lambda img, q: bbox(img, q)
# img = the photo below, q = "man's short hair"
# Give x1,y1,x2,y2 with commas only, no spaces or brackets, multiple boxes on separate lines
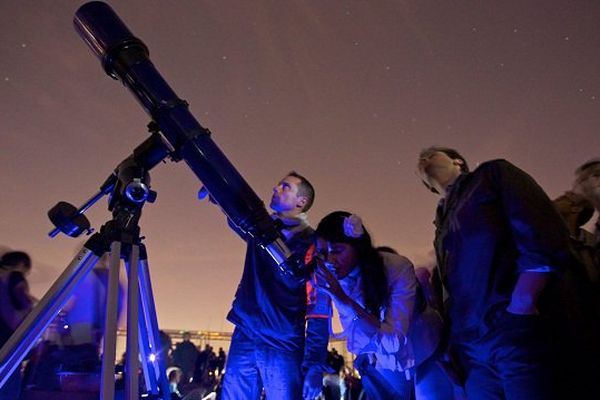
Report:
419,146,470,173
287,171,315,212
575,158,600,176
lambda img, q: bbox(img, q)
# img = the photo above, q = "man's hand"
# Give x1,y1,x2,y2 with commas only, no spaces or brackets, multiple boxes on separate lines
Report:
314,260,347,303
506,271,548,315
506,299,538,315
197,186,217,204
302,368,323,400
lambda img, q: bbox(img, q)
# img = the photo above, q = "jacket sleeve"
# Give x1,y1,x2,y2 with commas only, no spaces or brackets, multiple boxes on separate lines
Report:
489,160,572,274
302,272,332,373
348,254,418,356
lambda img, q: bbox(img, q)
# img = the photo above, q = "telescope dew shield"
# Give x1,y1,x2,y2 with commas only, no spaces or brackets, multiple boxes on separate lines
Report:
73,2,291,268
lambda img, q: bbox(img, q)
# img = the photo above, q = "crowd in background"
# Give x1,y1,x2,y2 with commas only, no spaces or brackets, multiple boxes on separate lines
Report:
159,331,227,399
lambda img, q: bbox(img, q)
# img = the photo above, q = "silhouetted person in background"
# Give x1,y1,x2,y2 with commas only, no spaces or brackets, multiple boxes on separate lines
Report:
216,347,226,376
160,330,173,367
323,348,345,400
573,158,600,269
326,348,344,374
554,191,598,284
172,332,198,384
168,368,183,399
0,251,34,399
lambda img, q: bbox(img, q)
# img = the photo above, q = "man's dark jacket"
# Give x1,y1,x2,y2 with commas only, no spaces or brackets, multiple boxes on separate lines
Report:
433,159,573,337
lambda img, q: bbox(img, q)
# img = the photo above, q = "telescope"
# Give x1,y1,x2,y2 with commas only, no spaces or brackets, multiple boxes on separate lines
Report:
0,3,313,399
73,1,308,274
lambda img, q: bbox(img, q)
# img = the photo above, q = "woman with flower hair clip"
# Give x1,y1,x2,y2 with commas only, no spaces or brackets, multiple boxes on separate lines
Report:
315,211,455,400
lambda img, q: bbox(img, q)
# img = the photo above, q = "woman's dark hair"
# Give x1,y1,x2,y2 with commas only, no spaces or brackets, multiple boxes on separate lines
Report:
0,251,31,270
315,211,388,317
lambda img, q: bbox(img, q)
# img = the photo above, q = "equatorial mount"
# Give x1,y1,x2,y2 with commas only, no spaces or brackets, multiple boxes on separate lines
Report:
48,129,170,239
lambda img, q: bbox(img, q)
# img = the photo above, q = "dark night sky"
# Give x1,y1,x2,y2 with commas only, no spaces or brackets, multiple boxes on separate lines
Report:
1,1,599,332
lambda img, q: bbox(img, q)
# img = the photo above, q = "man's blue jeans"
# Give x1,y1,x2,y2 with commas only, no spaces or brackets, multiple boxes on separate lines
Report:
220,328,303,400
451,309,556,400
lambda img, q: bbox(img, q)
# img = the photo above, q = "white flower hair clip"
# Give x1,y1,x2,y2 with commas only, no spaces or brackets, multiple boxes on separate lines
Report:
343,214,364,238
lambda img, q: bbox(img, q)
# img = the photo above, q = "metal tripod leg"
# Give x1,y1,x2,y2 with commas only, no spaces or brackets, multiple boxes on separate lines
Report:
125,244,140,400
137,310,159,396
0,245,101,387
137,246,170,399
127,248,157,396
100,241,122,400
102,241,170,400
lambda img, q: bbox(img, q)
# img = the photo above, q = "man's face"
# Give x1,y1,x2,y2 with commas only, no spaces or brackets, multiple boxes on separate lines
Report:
315,237,359,279
574,163,600,205
270,175,306,214
417,150,463,194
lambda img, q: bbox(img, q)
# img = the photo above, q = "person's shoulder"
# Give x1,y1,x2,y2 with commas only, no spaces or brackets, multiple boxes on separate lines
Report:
473,159,514,174
379,252,417,287
380,252,414,273
302,225,316,237
471,158,514,174
466,159,526,187
289,224,315,244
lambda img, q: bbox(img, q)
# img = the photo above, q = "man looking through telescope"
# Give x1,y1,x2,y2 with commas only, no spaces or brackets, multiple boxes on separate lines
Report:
202,172,329,400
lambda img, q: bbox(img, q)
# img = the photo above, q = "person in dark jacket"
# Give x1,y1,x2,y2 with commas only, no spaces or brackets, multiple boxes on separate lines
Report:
171,332,198,384
417,146,598,400
216,172,330,400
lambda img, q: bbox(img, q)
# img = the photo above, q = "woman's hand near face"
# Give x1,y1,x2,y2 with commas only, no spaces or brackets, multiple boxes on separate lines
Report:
315,259,348,302
316,259,381,333
315,260,362,321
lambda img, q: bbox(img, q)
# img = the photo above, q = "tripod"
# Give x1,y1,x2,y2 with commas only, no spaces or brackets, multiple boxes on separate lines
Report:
0,170,170,400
